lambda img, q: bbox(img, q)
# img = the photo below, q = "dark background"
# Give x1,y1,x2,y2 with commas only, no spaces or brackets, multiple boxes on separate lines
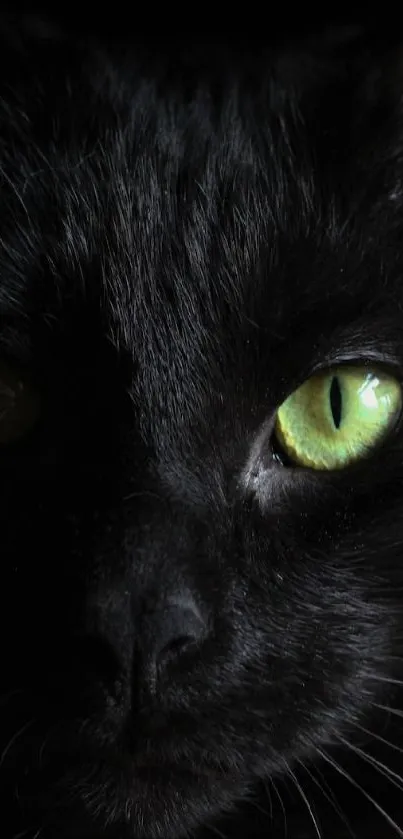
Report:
0,6,392,44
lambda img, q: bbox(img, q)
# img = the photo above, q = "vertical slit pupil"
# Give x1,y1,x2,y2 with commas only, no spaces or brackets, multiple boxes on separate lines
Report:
330,375,342,429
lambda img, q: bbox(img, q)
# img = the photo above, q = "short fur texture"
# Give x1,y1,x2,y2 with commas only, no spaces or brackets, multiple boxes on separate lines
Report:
2,20,403,839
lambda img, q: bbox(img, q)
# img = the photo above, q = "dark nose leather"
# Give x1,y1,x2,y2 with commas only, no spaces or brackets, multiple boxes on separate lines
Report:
138,597,207,693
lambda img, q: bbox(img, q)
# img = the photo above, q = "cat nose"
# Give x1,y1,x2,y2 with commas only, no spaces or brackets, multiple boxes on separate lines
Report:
138,597,207,693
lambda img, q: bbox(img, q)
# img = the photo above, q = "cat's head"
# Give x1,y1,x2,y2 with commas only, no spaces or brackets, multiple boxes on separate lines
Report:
2,19,403,839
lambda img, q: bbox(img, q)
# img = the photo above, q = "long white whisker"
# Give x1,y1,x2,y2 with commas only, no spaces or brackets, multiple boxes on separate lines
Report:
368,675,403,688
263,780,273,821
205,822,227,839
282,759,322,839
269,777,288,839
373,703,403,719
317,746,403,837
353,720,403,756
337,732,403,794
296,758,356,839
251,779,273,821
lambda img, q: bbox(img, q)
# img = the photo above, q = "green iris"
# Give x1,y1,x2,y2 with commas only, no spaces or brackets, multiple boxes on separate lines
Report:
274,366,402,470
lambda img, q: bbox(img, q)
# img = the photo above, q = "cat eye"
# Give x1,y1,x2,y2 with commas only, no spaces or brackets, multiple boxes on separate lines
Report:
273,365,402,470
0,361,40,444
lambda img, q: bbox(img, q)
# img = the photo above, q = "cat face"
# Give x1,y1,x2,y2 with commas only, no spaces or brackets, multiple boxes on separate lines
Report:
2,23,403,839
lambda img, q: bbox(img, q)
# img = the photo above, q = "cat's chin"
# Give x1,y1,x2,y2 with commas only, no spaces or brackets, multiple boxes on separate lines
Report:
16,719,246,839
58,753,245,839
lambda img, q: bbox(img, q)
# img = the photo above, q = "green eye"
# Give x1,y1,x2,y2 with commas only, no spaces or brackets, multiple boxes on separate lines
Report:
274,366,402,470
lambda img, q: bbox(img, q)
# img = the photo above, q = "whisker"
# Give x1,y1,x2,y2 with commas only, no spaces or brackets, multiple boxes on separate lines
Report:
205,823,227,839
0,719,35,770
248,782,273,821
0,163,30,218
282,759,322,839
373,703,403,719
353,720,403,756
38,721,64,768
368,675,403,688
122,490,166,505
269,777,288,839
317,746,403,838
261,779,273,821
296,758,356,839
336,733,403,794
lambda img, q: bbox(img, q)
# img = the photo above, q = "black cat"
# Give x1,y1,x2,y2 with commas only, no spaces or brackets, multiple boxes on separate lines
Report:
2,19,403,839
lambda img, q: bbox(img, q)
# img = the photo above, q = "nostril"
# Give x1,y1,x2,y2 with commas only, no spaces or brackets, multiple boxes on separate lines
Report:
137,599,208,691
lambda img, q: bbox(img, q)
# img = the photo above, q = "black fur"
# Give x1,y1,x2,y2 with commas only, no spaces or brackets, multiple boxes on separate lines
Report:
2,21,403,839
